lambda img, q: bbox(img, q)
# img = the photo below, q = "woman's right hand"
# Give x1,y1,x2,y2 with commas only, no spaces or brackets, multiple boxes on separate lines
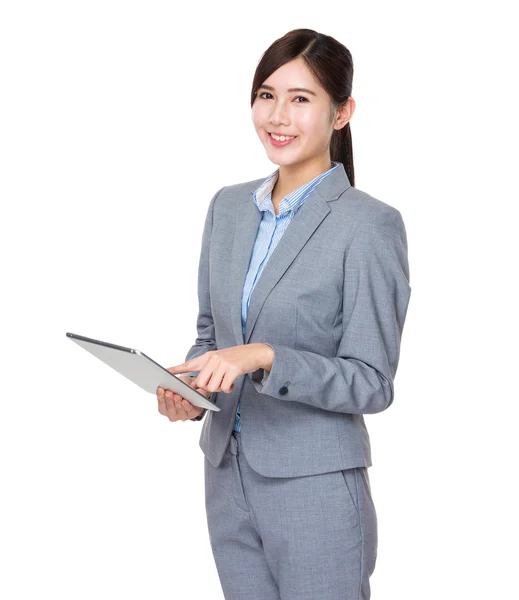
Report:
156,373,210,422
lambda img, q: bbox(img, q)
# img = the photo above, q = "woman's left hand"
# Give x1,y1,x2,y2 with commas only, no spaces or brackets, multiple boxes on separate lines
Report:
168,343,273,394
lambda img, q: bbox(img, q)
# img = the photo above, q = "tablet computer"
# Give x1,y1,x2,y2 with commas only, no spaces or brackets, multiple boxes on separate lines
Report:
66,332,220,412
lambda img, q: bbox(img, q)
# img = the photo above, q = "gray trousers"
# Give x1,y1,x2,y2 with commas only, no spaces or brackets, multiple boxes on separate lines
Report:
204,430,378,600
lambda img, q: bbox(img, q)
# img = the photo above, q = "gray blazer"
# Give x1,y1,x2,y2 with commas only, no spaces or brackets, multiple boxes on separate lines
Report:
185,161,411,477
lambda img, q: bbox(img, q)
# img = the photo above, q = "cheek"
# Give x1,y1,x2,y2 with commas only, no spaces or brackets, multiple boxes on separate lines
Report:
320,109,332,126
251,104,267,129
296,110,331,140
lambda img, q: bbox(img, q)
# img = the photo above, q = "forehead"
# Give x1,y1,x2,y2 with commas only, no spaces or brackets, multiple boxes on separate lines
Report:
261,57,323,94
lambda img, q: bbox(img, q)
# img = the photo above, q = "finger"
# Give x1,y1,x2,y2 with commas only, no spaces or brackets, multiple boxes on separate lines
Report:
167,362,191,375
157,387,168,416
221,373,236,394
210,366,227,393
179,398,195,420
170,392,191,422
165,390,180,420
193,362,212,389
193,382,211,398
196,387,211,399
196,364,223,393
173,393,190,421
181,396,203,419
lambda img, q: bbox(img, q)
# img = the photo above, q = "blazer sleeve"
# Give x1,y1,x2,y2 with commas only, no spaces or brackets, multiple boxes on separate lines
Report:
185,186,226,421
250,207,412,414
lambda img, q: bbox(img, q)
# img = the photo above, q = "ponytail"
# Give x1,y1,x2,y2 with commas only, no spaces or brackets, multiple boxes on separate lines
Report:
330,120,355,187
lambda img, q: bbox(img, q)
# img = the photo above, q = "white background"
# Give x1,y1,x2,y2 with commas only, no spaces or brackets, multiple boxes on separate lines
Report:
1,1,518,598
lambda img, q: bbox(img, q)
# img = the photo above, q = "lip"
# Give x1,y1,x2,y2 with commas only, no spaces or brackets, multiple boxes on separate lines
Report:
269,132,297,137
268,132,297,147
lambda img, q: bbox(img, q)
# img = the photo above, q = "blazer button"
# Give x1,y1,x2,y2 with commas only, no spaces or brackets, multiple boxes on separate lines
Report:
279,386,288,395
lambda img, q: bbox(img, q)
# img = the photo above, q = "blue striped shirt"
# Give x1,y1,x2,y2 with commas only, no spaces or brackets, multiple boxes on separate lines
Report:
232,161,340,432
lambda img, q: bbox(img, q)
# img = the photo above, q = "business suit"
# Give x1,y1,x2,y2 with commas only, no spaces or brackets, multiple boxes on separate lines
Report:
185,161,411,598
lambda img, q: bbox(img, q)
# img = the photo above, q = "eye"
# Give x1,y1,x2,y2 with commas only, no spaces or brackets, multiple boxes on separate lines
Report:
258,92,309,103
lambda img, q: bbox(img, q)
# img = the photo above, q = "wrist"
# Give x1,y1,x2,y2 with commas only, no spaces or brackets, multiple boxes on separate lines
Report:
258,343,274,372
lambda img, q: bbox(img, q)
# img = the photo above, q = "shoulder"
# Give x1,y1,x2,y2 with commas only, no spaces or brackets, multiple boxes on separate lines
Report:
214,175,266,201
335,185,407,239
208,175,267,217
222,175,266,195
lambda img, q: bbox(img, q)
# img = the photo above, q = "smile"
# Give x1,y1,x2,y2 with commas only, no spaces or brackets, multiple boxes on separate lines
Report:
268,132,297,147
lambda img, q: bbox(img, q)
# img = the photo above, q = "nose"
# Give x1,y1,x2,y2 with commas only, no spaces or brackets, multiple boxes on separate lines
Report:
268,98,290,126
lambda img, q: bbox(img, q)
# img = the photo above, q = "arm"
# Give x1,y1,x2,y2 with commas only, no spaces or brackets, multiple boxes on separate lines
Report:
249,208,412,414
184,186,226,421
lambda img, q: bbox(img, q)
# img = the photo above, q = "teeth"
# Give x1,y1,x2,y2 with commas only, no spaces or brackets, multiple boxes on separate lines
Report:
271,133,295,141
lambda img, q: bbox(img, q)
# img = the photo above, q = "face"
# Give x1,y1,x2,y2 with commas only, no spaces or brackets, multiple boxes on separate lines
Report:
251,56,350,169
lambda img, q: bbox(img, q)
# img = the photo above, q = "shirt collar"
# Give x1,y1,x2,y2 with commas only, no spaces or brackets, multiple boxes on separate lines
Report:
253,161,340,216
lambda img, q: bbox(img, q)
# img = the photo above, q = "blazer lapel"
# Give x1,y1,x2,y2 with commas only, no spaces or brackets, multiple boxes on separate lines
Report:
229,162,351,347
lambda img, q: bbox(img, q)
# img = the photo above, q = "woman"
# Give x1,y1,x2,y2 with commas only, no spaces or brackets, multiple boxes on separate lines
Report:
157,28,411,600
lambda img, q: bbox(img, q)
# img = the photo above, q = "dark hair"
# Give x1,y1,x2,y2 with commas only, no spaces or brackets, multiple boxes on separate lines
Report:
250,28,355,187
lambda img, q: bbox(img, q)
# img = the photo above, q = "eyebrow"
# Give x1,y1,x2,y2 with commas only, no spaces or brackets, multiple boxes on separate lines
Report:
258,84,317,97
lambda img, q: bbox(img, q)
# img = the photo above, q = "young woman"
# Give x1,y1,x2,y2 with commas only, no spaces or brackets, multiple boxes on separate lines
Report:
157,28,411,600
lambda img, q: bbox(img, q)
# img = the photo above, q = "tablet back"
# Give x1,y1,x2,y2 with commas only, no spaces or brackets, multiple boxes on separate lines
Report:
65,332,219,410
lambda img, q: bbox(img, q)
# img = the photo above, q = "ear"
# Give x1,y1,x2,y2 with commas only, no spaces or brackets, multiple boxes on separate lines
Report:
333,96,356,131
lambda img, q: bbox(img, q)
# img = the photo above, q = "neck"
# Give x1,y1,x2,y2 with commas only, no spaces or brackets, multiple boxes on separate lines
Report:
275,155,333,197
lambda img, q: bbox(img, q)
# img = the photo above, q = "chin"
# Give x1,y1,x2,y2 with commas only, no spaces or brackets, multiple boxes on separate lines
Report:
267,151,303,165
